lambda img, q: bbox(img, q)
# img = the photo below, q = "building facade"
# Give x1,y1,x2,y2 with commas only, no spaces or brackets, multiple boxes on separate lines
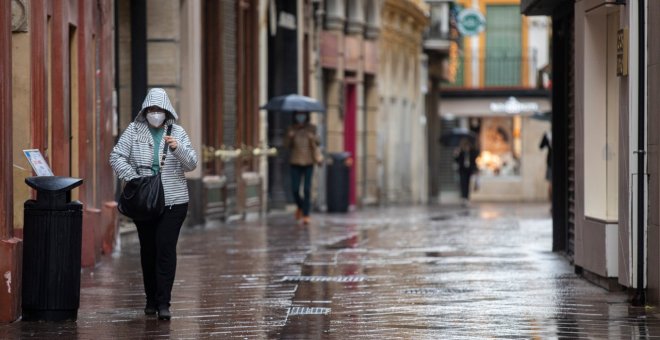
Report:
378,0,430,204
1,0,116,322
115,0,266,226
523,0,660,305
439,0,551,203
315,0,383,208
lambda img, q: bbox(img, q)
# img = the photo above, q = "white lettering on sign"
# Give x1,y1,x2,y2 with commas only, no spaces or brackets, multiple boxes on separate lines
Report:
490,97,539,114
4,271,11,294
278,12,296,30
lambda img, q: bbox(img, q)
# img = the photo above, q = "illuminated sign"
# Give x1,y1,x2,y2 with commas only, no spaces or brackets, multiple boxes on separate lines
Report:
490,97,539,114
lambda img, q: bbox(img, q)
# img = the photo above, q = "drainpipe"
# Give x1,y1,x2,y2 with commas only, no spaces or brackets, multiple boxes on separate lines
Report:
633,0,646,306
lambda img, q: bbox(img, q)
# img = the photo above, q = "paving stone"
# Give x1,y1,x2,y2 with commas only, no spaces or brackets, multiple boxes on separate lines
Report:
2,203,660,339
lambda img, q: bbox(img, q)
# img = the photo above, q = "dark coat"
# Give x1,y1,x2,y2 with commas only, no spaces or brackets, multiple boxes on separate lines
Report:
454,149,479,174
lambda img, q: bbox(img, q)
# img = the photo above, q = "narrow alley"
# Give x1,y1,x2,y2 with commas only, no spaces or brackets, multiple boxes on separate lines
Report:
2,203,658,339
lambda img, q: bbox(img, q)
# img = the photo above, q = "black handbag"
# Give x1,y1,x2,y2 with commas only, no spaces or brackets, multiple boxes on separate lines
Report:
118,125,172,221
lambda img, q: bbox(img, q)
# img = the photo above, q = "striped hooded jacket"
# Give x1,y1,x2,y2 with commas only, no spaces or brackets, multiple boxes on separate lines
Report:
110,88,198,207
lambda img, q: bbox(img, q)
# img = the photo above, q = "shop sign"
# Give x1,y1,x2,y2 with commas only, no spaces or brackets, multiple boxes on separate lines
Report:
490,97,539,114
617,28,628,76
457,9,486,36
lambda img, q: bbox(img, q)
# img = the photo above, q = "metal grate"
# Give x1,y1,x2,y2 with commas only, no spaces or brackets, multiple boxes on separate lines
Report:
403,288,473,295
287,307,331,316
281,276,366,283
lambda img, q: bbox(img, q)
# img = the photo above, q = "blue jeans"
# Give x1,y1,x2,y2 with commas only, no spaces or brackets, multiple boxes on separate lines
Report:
290,165,314,216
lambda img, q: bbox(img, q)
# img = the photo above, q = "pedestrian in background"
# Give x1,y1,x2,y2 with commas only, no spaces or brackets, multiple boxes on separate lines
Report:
454,138,479,206
539,131,552,203
286,111,321,225
109,88,198,320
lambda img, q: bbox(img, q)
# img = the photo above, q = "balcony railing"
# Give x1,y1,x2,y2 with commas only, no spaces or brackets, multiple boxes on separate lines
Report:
444,55,539,88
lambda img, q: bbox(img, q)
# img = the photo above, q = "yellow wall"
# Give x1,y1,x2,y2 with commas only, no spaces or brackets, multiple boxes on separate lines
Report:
11,31,32,231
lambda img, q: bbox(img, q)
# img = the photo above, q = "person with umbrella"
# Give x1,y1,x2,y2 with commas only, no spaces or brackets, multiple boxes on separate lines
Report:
285,111,321,224
454,138,479,206
261,94,325,224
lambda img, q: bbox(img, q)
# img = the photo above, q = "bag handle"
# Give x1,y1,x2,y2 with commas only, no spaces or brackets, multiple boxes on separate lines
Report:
159,125,173,169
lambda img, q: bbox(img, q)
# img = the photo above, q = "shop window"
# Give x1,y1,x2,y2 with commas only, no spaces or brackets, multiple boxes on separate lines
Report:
475,116,521,177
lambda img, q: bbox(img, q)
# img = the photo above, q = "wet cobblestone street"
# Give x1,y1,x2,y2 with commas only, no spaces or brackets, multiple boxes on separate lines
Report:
3,203,660,339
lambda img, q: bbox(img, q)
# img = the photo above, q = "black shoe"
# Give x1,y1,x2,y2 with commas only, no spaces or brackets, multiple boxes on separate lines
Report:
157,306,171,320
144,305,157,316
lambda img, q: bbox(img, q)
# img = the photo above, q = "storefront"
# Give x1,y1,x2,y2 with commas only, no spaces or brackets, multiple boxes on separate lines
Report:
439,95,551,202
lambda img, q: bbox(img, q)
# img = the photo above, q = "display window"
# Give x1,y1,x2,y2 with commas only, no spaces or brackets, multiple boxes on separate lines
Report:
473,116,522,177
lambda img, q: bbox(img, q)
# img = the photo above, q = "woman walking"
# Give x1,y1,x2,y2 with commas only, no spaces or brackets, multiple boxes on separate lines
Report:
286,111,321,225
110,88,197,320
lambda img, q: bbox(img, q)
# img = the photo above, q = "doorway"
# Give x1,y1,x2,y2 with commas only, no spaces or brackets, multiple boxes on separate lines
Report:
344,83,357,206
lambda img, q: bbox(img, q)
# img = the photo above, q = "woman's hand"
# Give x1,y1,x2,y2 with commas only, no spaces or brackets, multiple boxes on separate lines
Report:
164,136,178,150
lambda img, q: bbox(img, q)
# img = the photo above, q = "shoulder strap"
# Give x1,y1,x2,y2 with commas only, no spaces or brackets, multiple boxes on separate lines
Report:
159,125,173,168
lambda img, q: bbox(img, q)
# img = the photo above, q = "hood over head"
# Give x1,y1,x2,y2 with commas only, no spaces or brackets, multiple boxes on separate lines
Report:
136,88,178,124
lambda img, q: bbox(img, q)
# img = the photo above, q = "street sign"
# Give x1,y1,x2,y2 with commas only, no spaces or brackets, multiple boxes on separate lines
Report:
457,9,486,36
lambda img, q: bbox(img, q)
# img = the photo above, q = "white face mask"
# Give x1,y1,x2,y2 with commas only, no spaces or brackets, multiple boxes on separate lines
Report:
295,114,307,124
146,112,166,127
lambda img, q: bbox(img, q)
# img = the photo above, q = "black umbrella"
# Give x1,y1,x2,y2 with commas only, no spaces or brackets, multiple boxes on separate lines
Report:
260,94,326,113
439,128,476,147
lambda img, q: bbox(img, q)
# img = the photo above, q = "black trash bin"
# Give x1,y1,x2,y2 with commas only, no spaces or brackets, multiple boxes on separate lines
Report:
22,176,83,322
326,152,352,213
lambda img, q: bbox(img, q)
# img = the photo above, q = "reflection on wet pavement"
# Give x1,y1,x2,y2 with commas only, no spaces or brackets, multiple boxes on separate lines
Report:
2,203,660,339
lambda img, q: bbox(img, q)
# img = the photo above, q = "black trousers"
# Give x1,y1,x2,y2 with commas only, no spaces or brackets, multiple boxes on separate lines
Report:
134,203,188,308
290,165,314,216
459,170,472,200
